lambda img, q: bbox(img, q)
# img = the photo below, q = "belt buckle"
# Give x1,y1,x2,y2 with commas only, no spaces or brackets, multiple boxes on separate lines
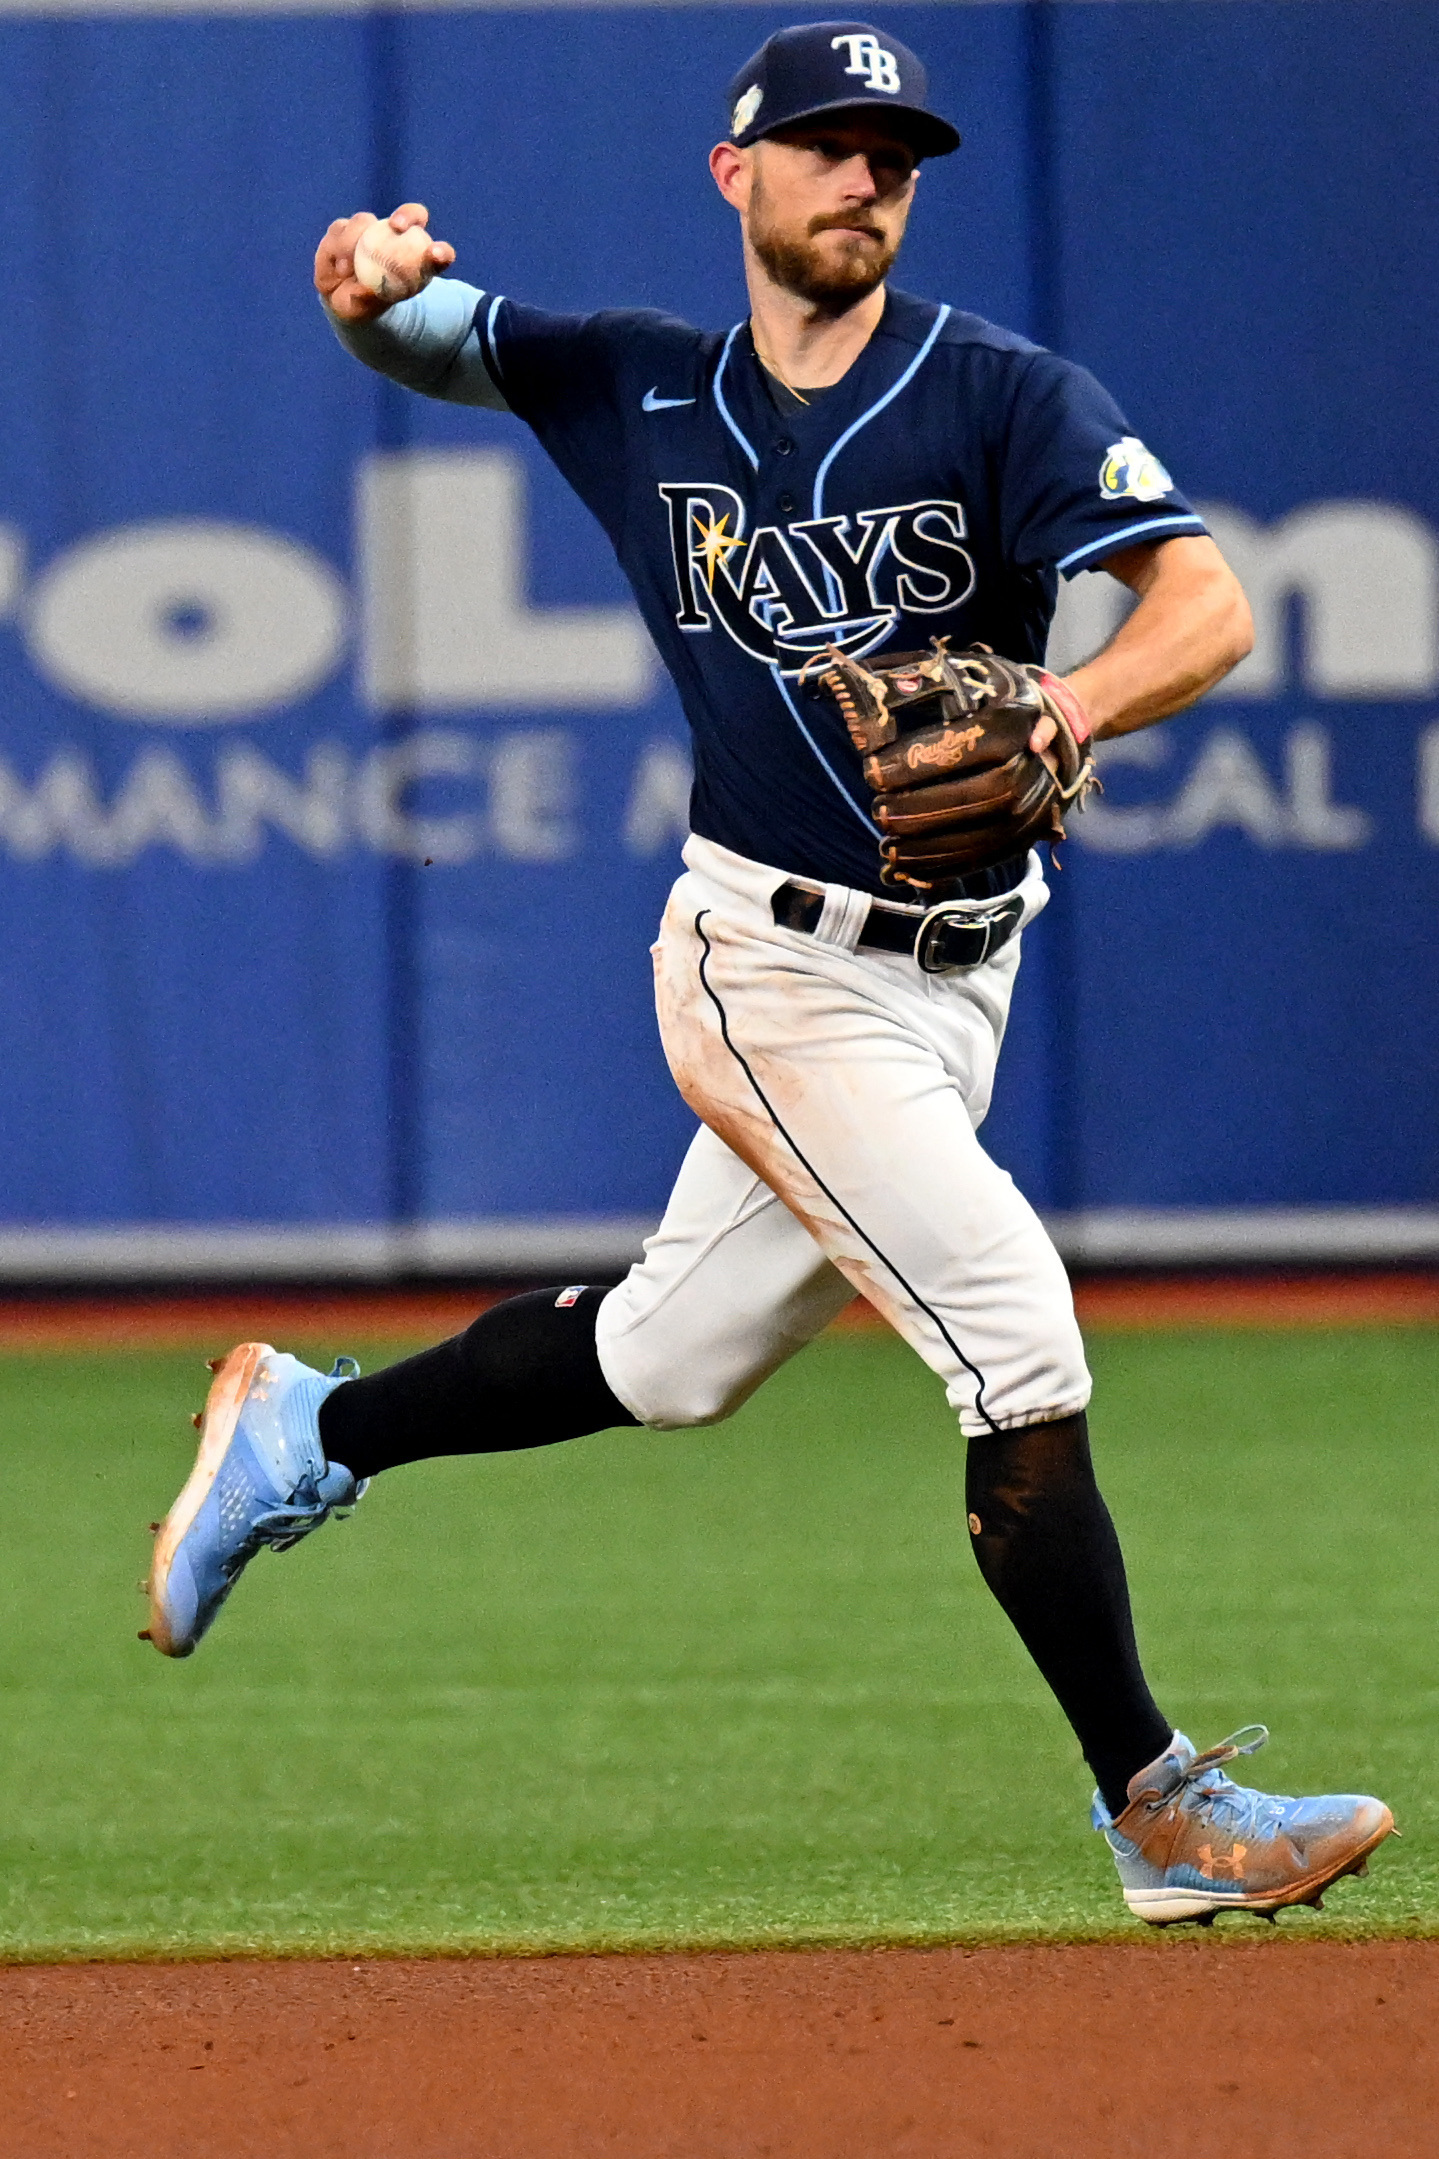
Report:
915,895,1024,974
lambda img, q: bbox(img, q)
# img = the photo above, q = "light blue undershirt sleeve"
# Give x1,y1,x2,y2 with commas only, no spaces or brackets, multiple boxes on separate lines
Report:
323,276,509,411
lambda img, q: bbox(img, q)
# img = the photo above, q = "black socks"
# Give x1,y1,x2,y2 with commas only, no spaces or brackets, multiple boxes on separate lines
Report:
965,1412,1172,1818
317,1285,638,1482
320,1301,1166,1818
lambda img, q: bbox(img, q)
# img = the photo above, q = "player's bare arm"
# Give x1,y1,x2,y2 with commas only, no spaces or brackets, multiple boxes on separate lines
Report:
1065,534,1253,741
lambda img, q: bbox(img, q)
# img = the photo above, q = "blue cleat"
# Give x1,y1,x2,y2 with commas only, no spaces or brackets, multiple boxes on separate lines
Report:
1094,1726,1394,1925
143,1341,365,1658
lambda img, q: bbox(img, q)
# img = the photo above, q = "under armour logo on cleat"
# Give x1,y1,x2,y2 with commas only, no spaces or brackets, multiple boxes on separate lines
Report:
642,388,696,412
1198,1842,1248,1880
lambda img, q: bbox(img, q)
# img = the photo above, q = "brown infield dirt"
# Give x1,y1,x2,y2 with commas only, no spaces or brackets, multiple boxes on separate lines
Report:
2,1941,1436,2157
1,1270,1437,1351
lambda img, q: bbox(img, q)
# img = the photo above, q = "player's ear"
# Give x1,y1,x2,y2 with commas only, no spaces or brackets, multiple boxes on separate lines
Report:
709,140,750,209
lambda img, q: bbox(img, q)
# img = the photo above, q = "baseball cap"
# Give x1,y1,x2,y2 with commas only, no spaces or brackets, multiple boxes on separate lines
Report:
726,22,961,160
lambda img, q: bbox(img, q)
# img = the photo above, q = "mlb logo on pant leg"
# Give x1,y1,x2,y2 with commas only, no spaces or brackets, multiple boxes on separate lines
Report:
554,1286,586,1308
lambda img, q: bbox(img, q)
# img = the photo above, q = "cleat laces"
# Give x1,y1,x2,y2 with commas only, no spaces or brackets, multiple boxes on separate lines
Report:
1144,1726,1299,1845
217,1482,366,1570
219,1358,367,1569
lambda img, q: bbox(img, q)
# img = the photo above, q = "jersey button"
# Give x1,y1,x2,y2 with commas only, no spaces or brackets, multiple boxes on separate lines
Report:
777,491,795,515
774,437,795,455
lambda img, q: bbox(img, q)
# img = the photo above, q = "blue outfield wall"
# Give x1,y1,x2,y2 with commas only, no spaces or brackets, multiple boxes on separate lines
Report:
0,1,1434,1272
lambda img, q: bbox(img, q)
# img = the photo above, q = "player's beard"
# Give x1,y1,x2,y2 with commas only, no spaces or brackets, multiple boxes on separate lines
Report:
746,183,902,307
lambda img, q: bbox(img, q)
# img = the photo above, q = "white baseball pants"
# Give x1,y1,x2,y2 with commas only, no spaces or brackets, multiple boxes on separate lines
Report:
596,835,1092,1438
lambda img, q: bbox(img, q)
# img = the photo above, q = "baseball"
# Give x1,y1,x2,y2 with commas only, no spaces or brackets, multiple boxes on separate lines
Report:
352,217,439,304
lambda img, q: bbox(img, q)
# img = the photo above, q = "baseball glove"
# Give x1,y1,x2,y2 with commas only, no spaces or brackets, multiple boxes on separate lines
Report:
810,641,1098,891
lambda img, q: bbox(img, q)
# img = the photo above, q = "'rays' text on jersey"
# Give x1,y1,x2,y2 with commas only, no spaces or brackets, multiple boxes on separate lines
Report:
659,484,976,672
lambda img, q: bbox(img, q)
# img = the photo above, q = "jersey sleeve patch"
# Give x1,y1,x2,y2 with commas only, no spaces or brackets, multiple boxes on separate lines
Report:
1099,437,1175,504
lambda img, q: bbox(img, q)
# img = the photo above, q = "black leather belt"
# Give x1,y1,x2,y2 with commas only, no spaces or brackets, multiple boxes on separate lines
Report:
772,881,1026,973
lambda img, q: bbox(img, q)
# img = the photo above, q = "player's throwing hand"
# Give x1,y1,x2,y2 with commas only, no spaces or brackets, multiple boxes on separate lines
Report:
314,203,456,320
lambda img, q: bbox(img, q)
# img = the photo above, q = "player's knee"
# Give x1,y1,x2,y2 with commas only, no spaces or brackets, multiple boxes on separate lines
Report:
1048,1312,1091,1399
607,1367,749,1432
595,1331,751,1431
1041,1321,1092,1408
955,1316,1092,1434
594,1283,765,1430
1028,1325,1092,1419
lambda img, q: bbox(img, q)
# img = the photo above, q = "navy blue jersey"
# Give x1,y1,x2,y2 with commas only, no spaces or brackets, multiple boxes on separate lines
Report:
478,286,1204,894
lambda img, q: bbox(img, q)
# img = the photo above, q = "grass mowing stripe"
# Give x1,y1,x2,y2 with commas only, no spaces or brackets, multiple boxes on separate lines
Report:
0,1328,1434,1958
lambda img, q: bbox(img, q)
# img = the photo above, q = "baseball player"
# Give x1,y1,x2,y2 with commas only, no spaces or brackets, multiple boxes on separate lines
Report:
144,23,1392,1924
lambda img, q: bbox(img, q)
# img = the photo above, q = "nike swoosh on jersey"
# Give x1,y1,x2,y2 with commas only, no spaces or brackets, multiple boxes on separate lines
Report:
642,388,696,412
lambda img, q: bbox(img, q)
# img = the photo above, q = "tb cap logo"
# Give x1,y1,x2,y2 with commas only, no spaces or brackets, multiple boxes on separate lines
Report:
723,25,960,158
831,33,901,95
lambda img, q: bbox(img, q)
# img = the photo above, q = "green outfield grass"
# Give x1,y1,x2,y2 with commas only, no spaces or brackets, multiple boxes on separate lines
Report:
0,1325,1435,1960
